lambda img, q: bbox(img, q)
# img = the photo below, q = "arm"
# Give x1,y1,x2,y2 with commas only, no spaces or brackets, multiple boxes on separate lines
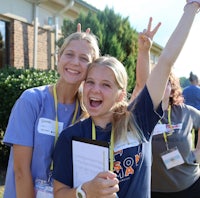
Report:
192,128,200,163
13,145,34,198
54,171,119,198
130,17,161,102
147,1,200,109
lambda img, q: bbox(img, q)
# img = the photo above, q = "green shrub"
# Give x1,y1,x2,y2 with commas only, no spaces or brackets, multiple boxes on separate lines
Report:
0,67,59,170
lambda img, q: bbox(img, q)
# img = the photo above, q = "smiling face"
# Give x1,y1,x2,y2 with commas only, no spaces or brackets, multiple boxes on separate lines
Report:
57,39,93,86
83,64,124,126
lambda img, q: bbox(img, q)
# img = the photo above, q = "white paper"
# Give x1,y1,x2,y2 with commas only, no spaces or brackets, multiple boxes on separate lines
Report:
72,139,109,188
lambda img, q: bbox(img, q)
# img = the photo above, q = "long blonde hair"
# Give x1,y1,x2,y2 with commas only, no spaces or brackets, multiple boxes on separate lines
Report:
82,56,142,142
58,32,100,61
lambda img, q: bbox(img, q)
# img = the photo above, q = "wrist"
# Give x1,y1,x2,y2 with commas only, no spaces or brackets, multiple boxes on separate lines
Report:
185,0,200,12
187,0,200,5
76,184,87,198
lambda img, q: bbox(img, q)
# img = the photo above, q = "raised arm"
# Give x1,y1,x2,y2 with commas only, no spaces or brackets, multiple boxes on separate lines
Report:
130,17,161,102
147,1,200,109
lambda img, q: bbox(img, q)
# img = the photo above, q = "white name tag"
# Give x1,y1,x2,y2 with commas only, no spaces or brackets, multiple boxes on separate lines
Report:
37,118,63,136
35,179,53,198
153,124,166,135
153,123,183,136
114,132,140,151
161,147,184,169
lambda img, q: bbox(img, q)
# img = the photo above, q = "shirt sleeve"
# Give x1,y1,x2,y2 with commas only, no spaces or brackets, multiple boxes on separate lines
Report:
187,105,200,129
128,86,163,141
3,90,41,147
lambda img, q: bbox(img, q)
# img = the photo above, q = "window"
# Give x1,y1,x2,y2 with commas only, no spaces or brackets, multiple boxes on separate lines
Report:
0,20,9,68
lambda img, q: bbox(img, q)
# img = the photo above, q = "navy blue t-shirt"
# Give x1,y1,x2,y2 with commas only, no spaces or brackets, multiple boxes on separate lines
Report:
53,86,163,198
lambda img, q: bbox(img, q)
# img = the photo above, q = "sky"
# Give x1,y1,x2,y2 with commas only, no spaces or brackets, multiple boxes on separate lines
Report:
85,0,200,78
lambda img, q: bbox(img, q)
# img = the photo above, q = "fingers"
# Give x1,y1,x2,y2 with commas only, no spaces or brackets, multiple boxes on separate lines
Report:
77,23,81,32
85,28,91,33
147,17,153,32
76,23,90,33
151,21,162,37
142,17,161,40
83,171,119,198
97,171,118,180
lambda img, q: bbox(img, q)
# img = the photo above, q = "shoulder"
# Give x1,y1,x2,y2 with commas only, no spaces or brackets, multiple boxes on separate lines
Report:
19,85,50,105
178,103,200,114
182,86,189,93
129,86,151,108
21,85,50,99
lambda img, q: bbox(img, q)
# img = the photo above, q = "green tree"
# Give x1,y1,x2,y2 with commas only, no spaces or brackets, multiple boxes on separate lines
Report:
58,7,138,93
180,76,190,89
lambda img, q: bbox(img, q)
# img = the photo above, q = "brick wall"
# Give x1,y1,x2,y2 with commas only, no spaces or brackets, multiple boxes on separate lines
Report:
10,19,55,70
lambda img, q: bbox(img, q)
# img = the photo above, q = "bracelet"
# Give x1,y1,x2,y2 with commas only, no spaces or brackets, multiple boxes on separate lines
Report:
185,0,200,12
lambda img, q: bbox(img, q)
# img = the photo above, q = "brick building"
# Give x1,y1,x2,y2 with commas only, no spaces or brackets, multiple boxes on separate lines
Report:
0,0,162,70
0,0,97,70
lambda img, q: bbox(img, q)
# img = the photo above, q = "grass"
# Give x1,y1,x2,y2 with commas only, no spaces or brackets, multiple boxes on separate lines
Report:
0,186,4,198
0,168,6,198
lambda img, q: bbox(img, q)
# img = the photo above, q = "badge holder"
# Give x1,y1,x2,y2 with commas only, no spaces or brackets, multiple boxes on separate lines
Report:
159,106,185,170
160,146,184,170
35,172,53,198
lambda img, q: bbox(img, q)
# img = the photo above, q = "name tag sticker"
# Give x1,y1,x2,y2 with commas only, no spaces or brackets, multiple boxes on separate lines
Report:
37,118,63,136
153,124,166,135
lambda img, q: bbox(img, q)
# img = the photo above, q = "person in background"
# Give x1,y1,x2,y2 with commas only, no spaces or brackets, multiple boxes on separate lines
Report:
183,71,200,146
183,71,200,110
3,25,100,198
52,1,200,197
130,4,200,198
151,72,200,198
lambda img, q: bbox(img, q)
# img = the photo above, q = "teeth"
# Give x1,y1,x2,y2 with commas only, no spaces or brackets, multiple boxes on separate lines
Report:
67,69,79,74
90,97,100,101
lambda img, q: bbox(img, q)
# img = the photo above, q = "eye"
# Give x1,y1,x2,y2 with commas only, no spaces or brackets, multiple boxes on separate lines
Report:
102,83,111,88
65,52,73,57
80,56,90,62
85,79,94,85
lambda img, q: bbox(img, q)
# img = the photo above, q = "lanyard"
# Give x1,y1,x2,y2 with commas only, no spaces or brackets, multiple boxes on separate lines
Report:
161,105,173,150
50,85,79,171
92,121,114,172
53,84,79,145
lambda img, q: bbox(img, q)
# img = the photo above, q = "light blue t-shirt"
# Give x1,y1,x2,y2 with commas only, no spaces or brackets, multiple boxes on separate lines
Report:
3,85,80,198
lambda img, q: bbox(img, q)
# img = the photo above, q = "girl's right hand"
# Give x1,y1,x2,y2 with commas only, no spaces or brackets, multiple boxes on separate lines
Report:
82,171,119,198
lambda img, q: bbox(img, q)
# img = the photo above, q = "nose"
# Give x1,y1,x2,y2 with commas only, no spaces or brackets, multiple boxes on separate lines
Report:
91,84,101,93
71,56,79,65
